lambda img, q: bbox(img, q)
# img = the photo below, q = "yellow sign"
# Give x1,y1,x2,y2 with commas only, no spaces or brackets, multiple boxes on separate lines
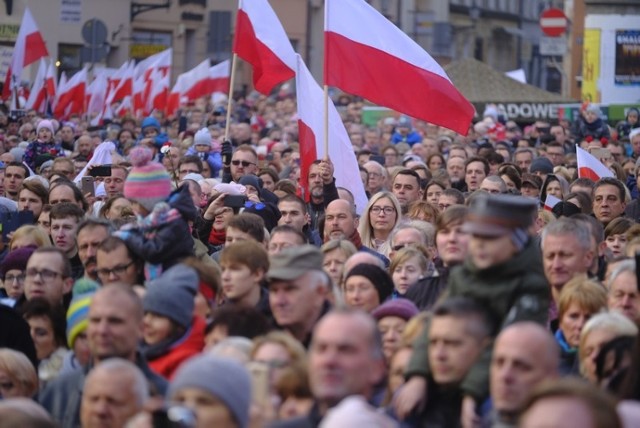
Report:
582,29,601,103
130,44,168,59
0,24,19,41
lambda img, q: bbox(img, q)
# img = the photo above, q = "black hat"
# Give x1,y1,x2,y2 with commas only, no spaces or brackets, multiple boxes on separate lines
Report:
345,263,394,304
463,193,537,236
551,201,581,218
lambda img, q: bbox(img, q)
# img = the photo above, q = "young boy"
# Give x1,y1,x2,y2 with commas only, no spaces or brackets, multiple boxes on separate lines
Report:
397,193,549,423
219,240,271,320
141,264,205,380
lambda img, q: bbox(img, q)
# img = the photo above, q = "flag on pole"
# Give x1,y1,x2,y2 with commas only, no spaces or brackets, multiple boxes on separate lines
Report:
54,67,87,119
576,146,614,181
2,7,49,100
324,0,474,135
543,194,562,212
208,60,231,94
233,0,296,94
295,54,368,215
25,59,47,112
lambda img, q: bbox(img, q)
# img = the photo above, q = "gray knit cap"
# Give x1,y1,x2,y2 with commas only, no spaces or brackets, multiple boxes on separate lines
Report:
167,355,251,428
142,264,198,329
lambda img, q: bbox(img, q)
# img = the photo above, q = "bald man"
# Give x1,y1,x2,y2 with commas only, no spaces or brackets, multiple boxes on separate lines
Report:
488,322,560,427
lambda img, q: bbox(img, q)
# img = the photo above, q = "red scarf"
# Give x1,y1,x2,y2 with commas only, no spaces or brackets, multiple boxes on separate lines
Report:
208,229,226,245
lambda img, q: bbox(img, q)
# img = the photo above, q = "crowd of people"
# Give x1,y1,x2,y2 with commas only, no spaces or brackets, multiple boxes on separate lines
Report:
0,93,639,428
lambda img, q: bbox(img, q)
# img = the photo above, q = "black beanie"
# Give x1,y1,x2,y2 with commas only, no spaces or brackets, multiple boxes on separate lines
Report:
345,263,394,304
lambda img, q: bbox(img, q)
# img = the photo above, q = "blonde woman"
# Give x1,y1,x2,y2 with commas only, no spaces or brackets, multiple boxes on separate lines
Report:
0,348,39,399
358,191,402,256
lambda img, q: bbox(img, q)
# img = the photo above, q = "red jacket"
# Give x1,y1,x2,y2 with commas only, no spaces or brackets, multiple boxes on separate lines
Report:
148,316,206,380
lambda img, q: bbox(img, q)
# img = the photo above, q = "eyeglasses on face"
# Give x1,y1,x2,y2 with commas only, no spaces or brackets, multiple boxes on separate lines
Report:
25,268,63,281
96,261,134,278
231,160,256,167
4,273,25,283
370,206,396,215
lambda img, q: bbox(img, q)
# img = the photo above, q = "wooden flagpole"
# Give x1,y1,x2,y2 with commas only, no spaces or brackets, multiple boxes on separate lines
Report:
224,53,238,141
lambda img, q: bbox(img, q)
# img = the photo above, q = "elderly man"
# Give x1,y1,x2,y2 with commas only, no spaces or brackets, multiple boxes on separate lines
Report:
268,246,331,347
363,160,387,195
541,218,594,309
607,260,640,325
80,359,149,428
40,284,167,427
271,309,386,427
488,322,559,427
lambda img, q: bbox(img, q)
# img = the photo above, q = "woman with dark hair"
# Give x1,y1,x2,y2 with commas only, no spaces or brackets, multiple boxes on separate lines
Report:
565,191,593,215
497,163,522,192
99,194,134,220
604,217,634,259
21,298,69,386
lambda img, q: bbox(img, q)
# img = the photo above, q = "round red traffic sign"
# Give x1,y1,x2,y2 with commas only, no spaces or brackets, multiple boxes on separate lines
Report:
540,8,568,37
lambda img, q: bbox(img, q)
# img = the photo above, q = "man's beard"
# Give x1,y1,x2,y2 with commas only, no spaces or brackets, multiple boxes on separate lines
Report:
311,186,323,199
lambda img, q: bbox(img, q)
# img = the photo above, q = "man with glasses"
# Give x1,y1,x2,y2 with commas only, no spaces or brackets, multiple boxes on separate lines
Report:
545,142,566,167
96,237,142,286
363,160,387,195
229,146,258,182
22,247,73,309
51,158,77,182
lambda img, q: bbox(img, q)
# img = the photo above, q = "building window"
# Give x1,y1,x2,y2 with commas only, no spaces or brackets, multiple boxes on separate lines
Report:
130,30,172,61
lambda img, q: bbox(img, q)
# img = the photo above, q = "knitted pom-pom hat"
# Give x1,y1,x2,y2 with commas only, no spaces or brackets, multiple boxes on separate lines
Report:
124,146,172,212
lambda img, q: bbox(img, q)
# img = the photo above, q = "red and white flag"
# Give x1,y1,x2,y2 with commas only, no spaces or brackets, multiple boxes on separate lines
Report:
543,194,562,212
576,146,614,181
233,0,296,94
324,0,474,135
208,60,230,94
135,48,172,80
25,59,47,112
54,67,87,119
147,70,169,114
86,71,109,118
295,54,367,215
2,7,49,100
45,61,57,103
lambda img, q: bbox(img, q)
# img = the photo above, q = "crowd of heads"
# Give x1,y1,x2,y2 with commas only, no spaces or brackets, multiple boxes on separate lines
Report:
0,97,639,427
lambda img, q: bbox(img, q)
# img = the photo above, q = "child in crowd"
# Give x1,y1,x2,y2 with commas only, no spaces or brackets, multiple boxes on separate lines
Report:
24,119,65,171
115,146,197,280
61,278,99,374
398,193,549,422
141,264,205,380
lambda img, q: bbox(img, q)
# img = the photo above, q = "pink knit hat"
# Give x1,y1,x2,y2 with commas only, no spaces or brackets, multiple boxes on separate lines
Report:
36,119,55,134
124,146,172,212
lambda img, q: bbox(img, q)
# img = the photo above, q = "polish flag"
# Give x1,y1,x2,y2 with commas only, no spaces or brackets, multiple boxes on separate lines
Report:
135,48,172,80
54,67,87,118
576,146,614,181
110,61,135,103
233,0,296,94
86,71,109,118
208,60,230,94
148,71,169,114
295,55,367,215
2,8,49,99
543,194,562,212
132,74,147,115
324,0,474,135
25,59,47,112
45,61,57,102
114,96,132,117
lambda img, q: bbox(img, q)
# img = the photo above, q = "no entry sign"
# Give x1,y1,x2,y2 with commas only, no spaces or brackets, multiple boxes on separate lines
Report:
540,8,568,37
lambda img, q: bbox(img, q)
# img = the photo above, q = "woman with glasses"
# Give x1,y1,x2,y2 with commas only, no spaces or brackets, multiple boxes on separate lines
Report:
0,246,35,303
358,191,402,256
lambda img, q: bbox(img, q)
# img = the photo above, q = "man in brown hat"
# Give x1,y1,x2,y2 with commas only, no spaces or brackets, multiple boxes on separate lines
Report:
267,245,331,347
